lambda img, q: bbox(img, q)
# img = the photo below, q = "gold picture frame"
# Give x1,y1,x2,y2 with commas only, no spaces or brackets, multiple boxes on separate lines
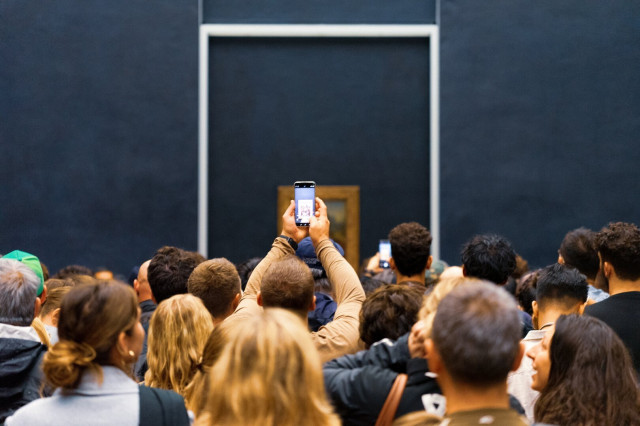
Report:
277,185,360,270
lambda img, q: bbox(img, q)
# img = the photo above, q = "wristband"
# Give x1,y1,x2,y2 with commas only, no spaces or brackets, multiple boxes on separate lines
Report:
279,235,298,251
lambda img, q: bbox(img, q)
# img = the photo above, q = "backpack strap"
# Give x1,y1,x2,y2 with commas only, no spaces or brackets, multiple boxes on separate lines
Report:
375,373,409,426
138,385,189,426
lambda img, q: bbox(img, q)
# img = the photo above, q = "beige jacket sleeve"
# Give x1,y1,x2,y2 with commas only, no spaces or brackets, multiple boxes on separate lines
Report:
223,237,294,327
311,238,366,363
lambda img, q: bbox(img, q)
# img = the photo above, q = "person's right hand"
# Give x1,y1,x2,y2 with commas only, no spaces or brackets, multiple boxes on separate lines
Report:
309,197,330,246
281,200,309,243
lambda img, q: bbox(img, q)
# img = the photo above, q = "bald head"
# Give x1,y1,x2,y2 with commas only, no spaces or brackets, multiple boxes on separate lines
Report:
134,260,153,303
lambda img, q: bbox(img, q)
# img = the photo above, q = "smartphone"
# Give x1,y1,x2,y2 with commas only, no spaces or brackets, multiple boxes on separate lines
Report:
379,239,391,269
294,181,316,226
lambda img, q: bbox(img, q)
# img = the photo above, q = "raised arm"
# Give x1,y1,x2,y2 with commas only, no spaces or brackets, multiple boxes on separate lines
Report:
227,200,308,320
309,198,366,362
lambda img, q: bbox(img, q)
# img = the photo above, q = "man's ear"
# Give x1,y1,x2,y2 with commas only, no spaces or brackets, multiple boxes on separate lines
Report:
231,293,241,311
257,291,263,307
51,308,61,327
426,255,433,270
511,342,526,372
389,257,397,272
33,297,42,319
461,265,468,277
557,254,564,265
603,261,614,279
531,301,539,329
133,278,140,294
309,294,317,312
39,286,47,306
425,339,443,374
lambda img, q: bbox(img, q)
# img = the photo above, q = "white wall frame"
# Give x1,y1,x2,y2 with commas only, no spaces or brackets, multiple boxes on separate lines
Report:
198,24,440,260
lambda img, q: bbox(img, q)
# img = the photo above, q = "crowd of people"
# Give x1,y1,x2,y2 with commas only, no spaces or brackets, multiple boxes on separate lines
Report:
1,198,639,425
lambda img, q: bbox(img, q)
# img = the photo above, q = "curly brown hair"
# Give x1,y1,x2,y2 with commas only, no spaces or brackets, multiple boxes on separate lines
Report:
596,222,640,280
388,222,432,276
534,314,640,425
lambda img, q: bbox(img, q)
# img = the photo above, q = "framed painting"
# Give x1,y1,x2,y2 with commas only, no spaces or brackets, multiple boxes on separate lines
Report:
277,185,360,270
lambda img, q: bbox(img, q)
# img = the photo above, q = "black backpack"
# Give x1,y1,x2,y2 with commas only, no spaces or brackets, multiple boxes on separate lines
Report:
138,385,190,426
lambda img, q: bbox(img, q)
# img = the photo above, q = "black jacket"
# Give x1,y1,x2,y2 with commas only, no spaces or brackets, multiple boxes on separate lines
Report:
323,333,525,426
324,334,442,426
0,337,47,423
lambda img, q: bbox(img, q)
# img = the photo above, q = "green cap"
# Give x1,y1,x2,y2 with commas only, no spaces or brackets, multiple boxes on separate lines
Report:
3,250,45,296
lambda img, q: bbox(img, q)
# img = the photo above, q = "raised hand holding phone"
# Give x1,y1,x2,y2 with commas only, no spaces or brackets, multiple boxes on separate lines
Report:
281,200,309,243
309,197,330,246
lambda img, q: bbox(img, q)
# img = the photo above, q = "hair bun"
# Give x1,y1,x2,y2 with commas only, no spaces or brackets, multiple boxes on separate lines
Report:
43,340,98,388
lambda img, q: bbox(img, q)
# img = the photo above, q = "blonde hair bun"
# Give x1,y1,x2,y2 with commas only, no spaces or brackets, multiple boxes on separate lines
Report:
43,340,99,388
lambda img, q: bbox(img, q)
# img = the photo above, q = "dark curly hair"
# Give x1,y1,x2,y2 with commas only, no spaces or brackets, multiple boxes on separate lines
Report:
148,246,205,303
359,284,424,348
388,222,432,277
595,222,640,281
461,234,516,285
534,314,640,425
559,227,599,281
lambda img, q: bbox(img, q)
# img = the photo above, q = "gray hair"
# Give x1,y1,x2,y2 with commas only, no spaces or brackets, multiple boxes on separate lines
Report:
0,258,40,326
432,281,521,386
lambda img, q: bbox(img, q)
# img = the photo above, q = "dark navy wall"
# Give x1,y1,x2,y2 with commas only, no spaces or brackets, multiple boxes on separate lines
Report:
207,37,431,263
439,1,640,268
0,1,199,275
2,0,639,274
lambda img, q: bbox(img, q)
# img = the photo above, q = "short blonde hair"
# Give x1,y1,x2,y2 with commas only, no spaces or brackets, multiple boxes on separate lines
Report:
419,276,484,337
145,294,214,404
196,309,340,426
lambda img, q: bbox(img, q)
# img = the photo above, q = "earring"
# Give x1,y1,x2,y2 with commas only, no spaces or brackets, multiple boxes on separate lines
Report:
128,350,135,358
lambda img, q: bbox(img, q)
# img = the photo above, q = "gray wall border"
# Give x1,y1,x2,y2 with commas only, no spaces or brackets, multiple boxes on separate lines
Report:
198,24,440,259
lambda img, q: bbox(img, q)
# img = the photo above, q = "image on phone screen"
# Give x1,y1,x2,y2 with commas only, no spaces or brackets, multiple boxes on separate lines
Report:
294,181,315,226
379,239,391,269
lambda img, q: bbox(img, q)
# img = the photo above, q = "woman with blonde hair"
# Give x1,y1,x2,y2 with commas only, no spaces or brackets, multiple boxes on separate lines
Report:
196,308,340,426
6,280,188,425
144,293,214,407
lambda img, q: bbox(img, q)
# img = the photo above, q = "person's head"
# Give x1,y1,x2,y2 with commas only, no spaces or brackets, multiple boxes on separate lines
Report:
461,234,517,285
52,264,93,279
258,255,315,318
147,246,205,303
39,286,73,327
94,268,114,280
595,221,640,282
235,257,262,292
145,294,214,398
558,227,599,281
45,277,75,291
359,284,424,349
188,258,242,321
0,258,42,326
418,276,485,337
133,259,152,302
528,314,640,425
43,280,144,389
359,276,387,296
388,222,433,277
532,264,587,327
515,270,539,316
2,250,46,298
196,309,340,426
426,282,523,389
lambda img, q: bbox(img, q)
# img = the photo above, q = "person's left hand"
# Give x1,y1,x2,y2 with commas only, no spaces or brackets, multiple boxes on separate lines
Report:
309,197,330,246
408,320,428,358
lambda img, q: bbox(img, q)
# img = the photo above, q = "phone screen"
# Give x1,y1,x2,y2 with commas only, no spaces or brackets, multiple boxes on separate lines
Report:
294,181,316,226
379,239,391,269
